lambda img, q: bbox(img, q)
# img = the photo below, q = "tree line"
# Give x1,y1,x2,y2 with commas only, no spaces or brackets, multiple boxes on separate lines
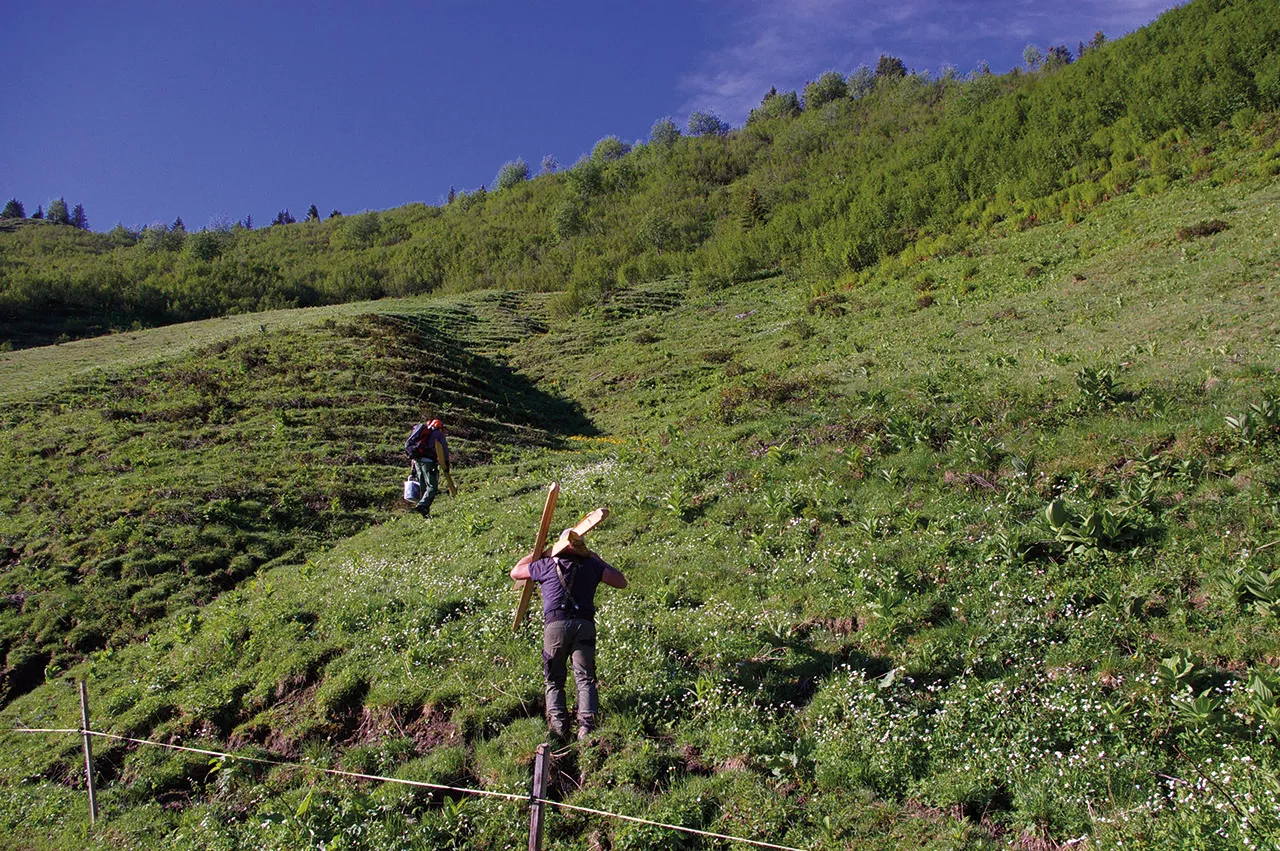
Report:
2,197,89,230
1,0,1277,349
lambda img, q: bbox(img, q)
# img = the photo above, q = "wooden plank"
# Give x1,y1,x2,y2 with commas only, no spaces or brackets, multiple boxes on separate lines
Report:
550,507,610,555
569,507,608,537
513,482,559,630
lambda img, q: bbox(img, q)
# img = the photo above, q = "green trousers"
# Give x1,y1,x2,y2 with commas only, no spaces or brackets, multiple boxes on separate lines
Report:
411,458,440,515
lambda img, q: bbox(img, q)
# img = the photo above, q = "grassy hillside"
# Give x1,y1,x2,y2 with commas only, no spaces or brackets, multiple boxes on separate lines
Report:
1,143,1279,849
2,0,1278,350
2,2,1280,847
0,291,586,705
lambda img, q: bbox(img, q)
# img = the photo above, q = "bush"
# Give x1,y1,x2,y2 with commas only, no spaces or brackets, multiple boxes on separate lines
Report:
592,136,631,162
804,71,848,109
333,211,381,249
186,231,223,262
494,158,530,191
688,110,729,137
649,117,680,148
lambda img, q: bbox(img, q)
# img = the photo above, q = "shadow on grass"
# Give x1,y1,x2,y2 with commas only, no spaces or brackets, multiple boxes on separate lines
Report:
378,312,598,449
731,641,893,708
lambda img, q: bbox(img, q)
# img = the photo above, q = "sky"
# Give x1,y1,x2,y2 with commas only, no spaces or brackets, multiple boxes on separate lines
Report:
1,0,1183,232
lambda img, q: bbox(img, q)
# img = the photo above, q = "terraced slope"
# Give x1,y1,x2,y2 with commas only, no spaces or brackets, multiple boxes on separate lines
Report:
0,299,589,705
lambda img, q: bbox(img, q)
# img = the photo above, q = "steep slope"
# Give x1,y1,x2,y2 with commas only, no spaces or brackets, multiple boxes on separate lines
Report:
2,151,1279,850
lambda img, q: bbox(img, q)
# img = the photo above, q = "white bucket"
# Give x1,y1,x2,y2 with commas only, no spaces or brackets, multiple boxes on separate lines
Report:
403,478,422,502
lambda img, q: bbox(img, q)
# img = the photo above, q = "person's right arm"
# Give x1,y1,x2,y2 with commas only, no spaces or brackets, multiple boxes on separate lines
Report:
510,554,534,581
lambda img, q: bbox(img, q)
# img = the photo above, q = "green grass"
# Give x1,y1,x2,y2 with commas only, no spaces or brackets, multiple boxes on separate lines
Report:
0,298,405,404
2,147,1280,849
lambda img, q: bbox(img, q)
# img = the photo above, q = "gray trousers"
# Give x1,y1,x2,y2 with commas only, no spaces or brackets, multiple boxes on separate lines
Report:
542,618,597,738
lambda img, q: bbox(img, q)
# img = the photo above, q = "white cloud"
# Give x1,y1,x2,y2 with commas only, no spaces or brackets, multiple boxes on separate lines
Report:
677,0,1185,123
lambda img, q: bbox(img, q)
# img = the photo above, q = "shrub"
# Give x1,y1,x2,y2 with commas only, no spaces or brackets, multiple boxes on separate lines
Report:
687,111,729,137
495,158,530,190
186,231,223,262
333,211,382,249
592,136,631,162
804,71,849,109
749,89,802,123
649,117,681,148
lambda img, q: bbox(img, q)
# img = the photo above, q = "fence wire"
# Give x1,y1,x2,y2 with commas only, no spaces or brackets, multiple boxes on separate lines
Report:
8,725,808,851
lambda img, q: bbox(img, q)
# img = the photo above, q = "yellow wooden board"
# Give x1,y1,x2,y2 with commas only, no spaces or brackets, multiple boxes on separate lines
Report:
513,482,559,630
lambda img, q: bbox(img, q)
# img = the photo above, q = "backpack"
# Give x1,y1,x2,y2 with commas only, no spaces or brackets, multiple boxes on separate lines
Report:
405,421,440,459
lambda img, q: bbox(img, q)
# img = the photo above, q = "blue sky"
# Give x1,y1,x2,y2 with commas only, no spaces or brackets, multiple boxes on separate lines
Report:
1,1,1181,232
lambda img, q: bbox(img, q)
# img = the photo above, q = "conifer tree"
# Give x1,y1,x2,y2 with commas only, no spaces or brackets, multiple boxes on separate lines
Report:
32,205,43,220
72,203,88,230
875,55,907,79
329,209,341,219
172,216,186,232
47,197,70,225
1,199,24,219
447,186,456,204
305,204,320,222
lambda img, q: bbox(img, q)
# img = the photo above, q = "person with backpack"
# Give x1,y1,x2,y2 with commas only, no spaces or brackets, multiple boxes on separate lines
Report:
509,526,627,743
404,418,452,517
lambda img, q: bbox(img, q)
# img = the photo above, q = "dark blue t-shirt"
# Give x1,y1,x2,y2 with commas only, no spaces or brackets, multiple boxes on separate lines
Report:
529,554,609,623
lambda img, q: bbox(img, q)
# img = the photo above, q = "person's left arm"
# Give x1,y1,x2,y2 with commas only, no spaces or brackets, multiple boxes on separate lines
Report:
594,556,628,589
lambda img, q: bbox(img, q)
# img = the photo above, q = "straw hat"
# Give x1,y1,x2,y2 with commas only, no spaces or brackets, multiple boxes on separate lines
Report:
549,528,588,557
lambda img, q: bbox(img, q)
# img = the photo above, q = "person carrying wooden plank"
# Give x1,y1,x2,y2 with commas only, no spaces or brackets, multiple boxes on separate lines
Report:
510,512,627,743
404,418,455,517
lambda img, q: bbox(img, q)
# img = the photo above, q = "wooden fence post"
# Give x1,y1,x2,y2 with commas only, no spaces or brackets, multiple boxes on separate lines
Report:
528,743,550,851
78,680,98,825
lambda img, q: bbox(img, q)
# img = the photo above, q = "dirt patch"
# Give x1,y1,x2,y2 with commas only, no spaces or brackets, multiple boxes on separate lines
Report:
679,743,714,775
347,704,461,752
405,707,462,752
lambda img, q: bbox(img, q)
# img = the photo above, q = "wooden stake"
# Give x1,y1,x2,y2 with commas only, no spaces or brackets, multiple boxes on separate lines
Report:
78,680,98,825
435,442,458,496
528,743,550,851
514,482,559,630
